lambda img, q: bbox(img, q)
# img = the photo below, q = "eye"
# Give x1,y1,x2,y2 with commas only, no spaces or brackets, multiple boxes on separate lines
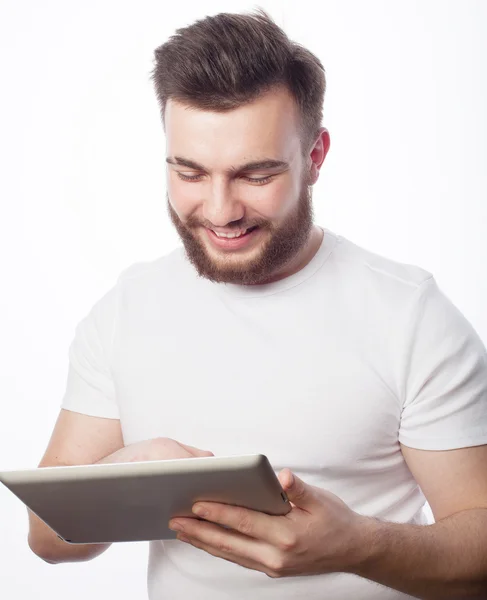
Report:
176,173,274,185
243,175,274,185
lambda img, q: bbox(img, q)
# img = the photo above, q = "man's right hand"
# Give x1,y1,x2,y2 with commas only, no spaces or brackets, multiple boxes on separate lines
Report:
96,437,215,465
28,411,214,566
30,439,213,563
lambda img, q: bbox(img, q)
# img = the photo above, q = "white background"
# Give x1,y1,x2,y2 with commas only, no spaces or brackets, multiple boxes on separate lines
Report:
0,1,486,597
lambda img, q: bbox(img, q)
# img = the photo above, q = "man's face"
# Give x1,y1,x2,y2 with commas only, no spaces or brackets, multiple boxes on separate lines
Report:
164,86,320,285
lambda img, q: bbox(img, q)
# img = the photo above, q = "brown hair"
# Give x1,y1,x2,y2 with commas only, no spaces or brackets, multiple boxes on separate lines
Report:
151,7,326,158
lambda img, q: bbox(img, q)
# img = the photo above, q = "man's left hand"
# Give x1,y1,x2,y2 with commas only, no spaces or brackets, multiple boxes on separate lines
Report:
168,468,373,578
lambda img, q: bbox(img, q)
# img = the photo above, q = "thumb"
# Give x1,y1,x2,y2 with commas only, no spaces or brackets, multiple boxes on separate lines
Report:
278,468,315,508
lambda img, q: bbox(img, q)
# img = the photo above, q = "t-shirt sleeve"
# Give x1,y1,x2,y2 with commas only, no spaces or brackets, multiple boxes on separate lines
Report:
398,276,487,450
60,281,120,419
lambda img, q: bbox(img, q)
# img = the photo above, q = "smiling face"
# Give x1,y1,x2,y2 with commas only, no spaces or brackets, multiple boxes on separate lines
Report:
165,85,329,285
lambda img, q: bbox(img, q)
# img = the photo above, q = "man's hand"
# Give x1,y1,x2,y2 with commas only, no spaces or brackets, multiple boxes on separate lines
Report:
97,437,215,464
168,468,370,578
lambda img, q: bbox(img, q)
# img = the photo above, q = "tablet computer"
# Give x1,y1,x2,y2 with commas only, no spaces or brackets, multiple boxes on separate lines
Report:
0,454,290,544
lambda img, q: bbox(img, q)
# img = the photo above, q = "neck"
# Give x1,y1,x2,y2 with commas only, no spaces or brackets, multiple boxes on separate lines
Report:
253,225,323,285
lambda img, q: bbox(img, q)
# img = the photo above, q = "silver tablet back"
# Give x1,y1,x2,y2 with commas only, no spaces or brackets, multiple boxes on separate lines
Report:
0,454,290,543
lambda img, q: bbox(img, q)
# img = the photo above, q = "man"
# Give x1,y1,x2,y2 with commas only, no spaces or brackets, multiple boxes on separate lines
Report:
27,8,487,600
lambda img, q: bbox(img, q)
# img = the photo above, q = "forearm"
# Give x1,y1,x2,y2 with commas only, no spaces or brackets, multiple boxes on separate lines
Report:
26,450,125,563
27,508,111,564
350,508,487,600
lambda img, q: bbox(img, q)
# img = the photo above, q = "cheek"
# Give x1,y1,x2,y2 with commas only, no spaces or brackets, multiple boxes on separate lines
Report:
168,180,200,218
258,180,296,218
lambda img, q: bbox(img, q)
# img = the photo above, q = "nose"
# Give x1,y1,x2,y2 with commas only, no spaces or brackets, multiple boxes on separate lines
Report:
202,178,244,228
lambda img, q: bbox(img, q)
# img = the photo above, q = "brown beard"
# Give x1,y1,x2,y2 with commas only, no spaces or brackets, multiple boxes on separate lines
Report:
166,174,315,285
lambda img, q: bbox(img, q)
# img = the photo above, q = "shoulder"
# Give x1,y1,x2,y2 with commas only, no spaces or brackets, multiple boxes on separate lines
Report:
112,246,201,311
117,246,188,285
114,245,200,300
328,231,433,294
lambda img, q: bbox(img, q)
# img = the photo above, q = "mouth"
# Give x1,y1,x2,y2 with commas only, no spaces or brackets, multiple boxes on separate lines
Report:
212,226,258,238
205,226,261,249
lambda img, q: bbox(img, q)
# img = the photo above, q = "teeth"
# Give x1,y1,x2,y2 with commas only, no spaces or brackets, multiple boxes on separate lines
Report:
213,229,249,239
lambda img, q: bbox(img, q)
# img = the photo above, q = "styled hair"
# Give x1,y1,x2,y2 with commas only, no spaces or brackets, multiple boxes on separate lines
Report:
151,7,326,158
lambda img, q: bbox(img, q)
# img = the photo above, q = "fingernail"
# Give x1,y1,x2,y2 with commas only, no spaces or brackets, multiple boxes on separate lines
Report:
169,521,183,532
192,505,208,517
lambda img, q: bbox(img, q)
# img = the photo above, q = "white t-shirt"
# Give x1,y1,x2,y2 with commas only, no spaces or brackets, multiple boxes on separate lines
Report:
61,227,487,599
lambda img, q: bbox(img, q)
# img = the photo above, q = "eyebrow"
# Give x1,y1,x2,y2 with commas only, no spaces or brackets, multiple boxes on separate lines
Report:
166,156,290,174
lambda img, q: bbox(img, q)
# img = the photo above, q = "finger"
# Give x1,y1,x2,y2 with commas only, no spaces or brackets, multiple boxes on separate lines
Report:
188,501,293,548
176,532,279,577
178,442,214,457
278,469,316,512
150,438,196,460
172,519,278,575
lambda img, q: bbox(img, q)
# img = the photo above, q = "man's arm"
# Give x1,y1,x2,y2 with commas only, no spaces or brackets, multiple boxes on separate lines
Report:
350,444,487,600
28,408,124,564
354,506,487,600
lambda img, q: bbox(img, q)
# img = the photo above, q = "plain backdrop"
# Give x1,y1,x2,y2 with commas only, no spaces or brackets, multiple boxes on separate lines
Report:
0,1,486,597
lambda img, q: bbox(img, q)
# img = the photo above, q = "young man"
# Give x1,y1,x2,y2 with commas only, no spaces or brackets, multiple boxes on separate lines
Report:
28,8,487,600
